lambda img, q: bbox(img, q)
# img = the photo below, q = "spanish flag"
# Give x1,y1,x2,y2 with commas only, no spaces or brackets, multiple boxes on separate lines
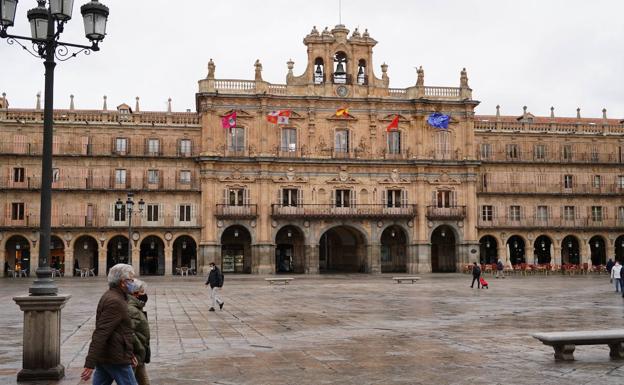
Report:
386,115,399,132
335,107,350,117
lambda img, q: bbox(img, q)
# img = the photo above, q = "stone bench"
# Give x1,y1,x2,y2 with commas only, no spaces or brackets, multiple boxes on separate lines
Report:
392,277,420,284
265,277,294,285
533,330,624,361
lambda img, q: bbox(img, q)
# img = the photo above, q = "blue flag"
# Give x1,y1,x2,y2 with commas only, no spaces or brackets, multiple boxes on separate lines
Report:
427,113,450,129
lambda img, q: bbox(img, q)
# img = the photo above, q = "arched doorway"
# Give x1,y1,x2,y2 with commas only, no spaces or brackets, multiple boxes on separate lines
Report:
431,225,456,272
73,235,99,276
5,235,30,276
319,226,367,273
172,236,197,274
275,226,305,273
589,235,606,266
381,225,407,273
107,235,129,273
50,235,65,274
140,236,165,275
561,235,580,265
221,225,252,273
479,235,498,264
616,235,624,263
507,235,525,265
534,235,552,264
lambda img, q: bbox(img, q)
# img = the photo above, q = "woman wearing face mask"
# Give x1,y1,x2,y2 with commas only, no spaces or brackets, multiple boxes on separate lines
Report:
128,279,151,385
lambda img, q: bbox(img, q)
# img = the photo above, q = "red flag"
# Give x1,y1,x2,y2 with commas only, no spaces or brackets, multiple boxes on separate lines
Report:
221,111,237,129
386,115,399,132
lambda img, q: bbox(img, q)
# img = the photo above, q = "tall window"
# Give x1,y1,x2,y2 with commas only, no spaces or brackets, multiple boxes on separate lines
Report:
179,170,191,184
281,128,297,152
228,127,245,152
115,137,128,154
480,143,491,159
509,205,521,221
334,189,351,207
481,173,490,189
563,206,575,221
386,189,403,208
147,170,159,184
11,202,24,220
536,206,548,221
591,146,599,162
618,206,624,222
147,139,160,155
387,131,401,154
179,204,192,222
534,144,546,160
179,139,192,156
506,144,519,160
282,188,299,207
335,129,349,153
481,205,493,221
592,175,602,189
435,130,451,159
536,174,546,187
564,175,573,189
591,206,603,222
436,190,453,208
562,144,573,161
228,188,245,206
617,175,624,189
114,203,125,221
13,167,24,183
147,204,159,222
115,169,126,184
52,168,60,183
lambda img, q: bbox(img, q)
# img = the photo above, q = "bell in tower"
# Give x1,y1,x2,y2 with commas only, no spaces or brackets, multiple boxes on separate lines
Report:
333,51,348,84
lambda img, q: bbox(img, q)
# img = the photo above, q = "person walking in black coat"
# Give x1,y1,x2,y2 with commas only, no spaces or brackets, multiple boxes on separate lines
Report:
205,262,224,312
471,262,482,289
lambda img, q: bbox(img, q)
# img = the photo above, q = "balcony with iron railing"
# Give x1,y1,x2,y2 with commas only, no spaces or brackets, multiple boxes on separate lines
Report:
477,149,624,164
215,204,258,219
477,217,624,229
426,206,467,219
0,141,200,158
478,182,624,196
0,176,201,192
0,214,201,229
271,204,417,219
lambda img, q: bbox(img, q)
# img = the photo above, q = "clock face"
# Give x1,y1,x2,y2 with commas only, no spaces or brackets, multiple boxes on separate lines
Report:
336,85,349,97
132,232,140,241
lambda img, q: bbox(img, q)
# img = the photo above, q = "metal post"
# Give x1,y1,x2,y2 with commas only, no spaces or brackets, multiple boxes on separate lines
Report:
30,9,57,296
127,193,133,266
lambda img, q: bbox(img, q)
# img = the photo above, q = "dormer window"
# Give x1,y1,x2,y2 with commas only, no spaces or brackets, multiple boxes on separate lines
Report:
117,104,132,121
314,57,324,84
332,52,348,84
357,59,367,85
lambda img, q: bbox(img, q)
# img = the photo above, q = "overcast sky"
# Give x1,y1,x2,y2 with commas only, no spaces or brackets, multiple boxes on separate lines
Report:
1,0,623,118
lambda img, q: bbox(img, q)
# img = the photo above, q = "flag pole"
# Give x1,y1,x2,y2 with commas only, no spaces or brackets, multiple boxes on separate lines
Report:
339,0,342,24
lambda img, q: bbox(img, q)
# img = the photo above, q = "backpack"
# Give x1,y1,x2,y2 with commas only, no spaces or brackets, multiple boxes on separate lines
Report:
497,261,503,270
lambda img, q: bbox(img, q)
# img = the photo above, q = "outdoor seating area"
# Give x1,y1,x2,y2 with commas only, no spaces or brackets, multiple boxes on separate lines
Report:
175,267,197,276
463,263,608,276
5,269,28,278
75,268,96,277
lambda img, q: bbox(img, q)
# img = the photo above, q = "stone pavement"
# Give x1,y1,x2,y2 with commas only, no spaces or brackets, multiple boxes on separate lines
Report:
1,273,624,385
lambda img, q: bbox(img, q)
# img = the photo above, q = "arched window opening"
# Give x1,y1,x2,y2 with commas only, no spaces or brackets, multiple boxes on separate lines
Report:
332,52,348,84
357,59,367,85
314,57,324,84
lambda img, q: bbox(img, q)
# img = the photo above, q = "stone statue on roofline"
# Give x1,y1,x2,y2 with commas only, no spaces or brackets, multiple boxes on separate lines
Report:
460,67,469,88
207,59,215,79
254,59,263,81
416,66,424,87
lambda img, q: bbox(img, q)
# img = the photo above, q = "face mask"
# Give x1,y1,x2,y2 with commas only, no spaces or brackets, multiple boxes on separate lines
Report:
124,280,137,294
210,266,215,270
137,294,148,303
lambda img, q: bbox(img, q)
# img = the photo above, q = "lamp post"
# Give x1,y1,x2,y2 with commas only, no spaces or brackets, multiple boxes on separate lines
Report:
116,193,144,269
1,0,109,294
3,1,109,380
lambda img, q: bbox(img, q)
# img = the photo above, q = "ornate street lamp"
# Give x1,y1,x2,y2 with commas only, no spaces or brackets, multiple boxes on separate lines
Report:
116,193,144,267
4,2,109,380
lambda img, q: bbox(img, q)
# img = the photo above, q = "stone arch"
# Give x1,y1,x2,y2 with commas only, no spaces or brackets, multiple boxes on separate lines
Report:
172,235,197,274
380,225,407,273
427,222,463,244
589,235,607,266
561,235,581,265
316,222,370,245
533,235,554,265
73,235,99,276
615,235,624,262
106,235,129,273
50,235,65,273
378,223,412,245
221,225,253,274
319,225,368,273
431,225,458,272
4,234,31,276
217,223,256,245
275,225,306,273
506,235,527,265
479,235,499,264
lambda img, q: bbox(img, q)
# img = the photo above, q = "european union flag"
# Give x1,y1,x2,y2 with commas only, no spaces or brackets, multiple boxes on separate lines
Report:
427,113,450,129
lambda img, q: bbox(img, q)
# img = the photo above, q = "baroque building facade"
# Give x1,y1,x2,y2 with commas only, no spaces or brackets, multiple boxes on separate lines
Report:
1,25,623,277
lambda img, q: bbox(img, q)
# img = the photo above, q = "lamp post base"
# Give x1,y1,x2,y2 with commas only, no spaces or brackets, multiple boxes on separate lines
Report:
29,267,58,296
13,295,71,382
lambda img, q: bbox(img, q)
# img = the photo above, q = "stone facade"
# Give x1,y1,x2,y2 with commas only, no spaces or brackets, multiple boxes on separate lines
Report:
1,25,623,277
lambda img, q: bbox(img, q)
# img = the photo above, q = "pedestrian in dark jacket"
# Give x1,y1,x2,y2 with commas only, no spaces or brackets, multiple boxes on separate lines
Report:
128,279,151,385
81,263,138,385
496,259,505,279
205,262,224,311
471,262,482,289
606,258,615,273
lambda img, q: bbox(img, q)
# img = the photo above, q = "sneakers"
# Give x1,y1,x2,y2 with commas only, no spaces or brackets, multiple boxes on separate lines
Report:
219,302,224,310
209,307,215,312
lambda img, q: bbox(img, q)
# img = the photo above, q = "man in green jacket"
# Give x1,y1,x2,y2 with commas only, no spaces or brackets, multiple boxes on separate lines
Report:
81,263,138,385
128,279,151,385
